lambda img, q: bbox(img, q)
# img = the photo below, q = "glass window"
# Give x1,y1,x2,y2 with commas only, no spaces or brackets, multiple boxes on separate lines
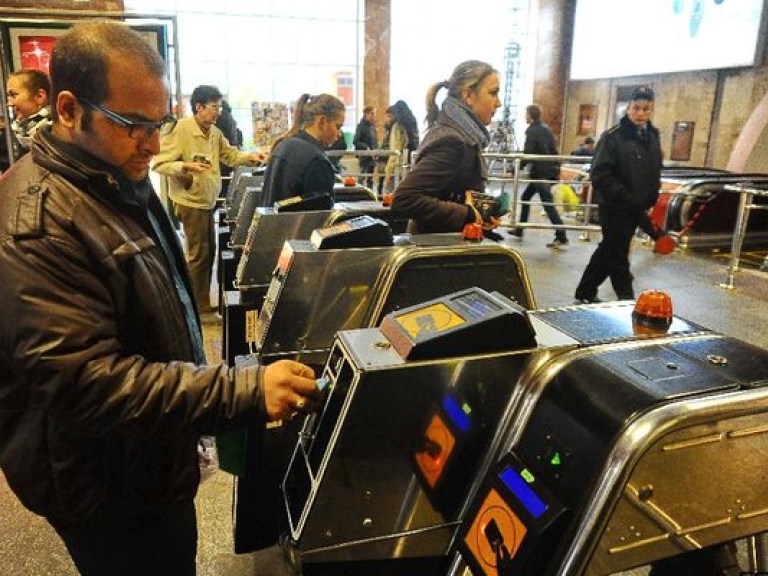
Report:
390,0,532,138
125,1,362,147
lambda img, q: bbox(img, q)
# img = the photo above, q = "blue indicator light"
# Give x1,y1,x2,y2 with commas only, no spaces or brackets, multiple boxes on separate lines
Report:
499,466,549,519
442,395,471,432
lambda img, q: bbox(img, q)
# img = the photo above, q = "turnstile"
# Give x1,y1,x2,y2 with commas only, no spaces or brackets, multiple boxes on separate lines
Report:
222,203,408,365
278,299,704,572
253,234,535,368
277,298,768,575
457,306,768,575
231,238,535,554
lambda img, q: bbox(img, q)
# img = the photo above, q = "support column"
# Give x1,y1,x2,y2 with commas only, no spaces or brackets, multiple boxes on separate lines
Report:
531,0,573,149
364,0,390,138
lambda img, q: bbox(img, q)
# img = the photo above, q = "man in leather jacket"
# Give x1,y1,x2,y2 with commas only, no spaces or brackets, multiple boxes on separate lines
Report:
0,21,319,575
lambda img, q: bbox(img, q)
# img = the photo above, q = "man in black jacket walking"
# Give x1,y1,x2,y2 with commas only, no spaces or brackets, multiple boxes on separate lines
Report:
574,86,663,303
511,104,568,247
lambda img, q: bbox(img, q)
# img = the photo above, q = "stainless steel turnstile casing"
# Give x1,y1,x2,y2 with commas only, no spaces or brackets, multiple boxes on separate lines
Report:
280,301,768,574
455,304,768,575
235,208,332,289
280,303,705,568
253,236,535,367
234,201,406,290
281,327,558,565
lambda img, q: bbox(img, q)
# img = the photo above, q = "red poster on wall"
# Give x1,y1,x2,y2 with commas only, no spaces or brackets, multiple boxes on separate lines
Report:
19,36,57,73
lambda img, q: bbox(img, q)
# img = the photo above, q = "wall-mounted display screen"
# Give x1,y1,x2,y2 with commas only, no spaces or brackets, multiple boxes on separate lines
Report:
570,0,765,80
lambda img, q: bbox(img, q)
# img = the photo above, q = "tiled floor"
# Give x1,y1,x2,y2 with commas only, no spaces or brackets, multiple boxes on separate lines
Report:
1,220,767,575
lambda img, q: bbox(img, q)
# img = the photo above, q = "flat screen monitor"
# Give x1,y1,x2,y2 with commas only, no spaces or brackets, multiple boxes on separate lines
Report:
570,0,765,80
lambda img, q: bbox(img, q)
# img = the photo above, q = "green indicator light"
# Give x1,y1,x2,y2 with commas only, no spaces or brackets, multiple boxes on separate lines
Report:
521,468,535,483
462,402,472,415
550,452,562,466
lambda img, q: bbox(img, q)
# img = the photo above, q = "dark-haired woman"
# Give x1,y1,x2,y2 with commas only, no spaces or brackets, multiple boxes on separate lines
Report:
383,99,419,193
261,93,345,206
391,60,501,233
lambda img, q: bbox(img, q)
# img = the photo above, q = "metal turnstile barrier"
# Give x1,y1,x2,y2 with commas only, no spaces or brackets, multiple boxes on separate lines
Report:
231,238,535,554
221,203,408,366
454,304,768,575
276,298,768,575
252,235,535,368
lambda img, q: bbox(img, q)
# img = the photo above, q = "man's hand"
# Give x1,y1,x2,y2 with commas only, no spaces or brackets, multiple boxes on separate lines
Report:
263,360,321,421
248,150,269,165
182,161,211,175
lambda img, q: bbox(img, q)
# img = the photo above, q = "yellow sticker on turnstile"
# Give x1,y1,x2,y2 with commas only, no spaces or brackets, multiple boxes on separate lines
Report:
245,309,259,343
395,302,466,340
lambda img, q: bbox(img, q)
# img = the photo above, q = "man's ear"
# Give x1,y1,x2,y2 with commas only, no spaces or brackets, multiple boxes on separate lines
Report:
56,91,79,128
34,88,48,107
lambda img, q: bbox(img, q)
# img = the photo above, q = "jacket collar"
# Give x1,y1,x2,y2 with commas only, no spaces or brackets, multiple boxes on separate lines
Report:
296,129,326,152
30,127,153,218
619,115,656,140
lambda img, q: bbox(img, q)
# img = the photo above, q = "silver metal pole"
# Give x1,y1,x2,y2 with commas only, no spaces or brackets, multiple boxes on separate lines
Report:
720,185,752,290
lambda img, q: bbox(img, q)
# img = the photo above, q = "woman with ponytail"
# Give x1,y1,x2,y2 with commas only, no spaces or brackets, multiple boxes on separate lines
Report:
391,60,501,233
261,93,345,206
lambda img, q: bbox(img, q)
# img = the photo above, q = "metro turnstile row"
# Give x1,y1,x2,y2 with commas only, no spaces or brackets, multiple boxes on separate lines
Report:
278,298,768,575
219,200,409,365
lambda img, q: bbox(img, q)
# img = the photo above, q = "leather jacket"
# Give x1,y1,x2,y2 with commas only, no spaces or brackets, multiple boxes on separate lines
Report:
0,129,266,528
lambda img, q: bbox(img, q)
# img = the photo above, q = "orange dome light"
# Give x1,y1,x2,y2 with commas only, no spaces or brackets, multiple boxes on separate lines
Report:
462,223,484,242
632,290,673,333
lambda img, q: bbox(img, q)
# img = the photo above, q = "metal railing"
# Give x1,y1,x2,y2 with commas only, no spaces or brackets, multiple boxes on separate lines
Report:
719,183,768,289
326,149,404,195
483,153,600,239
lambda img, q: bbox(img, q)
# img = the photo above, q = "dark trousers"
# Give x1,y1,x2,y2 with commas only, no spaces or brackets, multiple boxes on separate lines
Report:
575,206,642,301
358,157,374,188
519,182,567,240
53,501,198,576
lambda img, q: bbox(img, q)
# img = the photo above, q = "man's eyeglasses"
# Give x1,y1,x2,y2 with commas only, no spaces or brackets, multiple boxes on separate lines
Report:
203,103,223,111
79,98,177,139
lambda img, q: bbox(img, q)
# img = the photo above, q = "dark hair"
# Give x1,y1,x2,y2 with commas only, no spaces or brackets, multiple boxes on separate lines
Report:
363,105,375,115
584,136,595,144
190,85,223,112
425,60,496,127
270,93,345,153
9,69,51,102
630,86,655,102
50,21,166,123
526,104,542,122
386,100,419,152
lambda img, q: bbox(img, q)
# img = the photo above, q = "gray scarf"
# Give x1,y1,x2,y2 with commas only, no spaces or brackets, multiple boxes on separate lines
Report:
442,96,490,148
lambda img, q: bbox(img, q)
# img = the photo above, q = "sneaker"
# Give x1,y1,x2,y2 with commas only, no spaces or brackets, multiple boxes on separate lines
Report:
508,228,523,239
546,237,569,248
